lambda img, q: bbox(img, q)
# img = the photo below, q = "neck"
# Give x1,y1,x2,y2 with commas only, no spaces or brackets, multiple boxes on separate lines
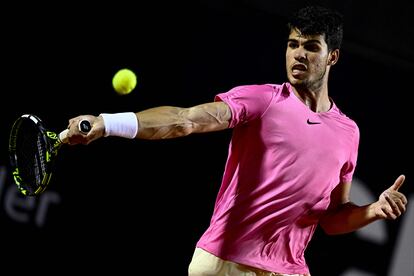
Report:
292,82,331,112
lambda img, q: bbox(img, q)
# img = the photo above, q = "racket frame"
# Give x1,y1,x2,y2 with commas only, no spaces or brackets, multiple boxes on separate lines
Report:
9,114,65,196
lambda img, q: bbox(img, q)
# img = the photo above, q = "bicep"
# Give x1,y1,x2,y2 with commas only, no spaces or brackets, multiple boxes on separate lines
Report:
328,181,352,210
319,181,352,231
320,180,361,235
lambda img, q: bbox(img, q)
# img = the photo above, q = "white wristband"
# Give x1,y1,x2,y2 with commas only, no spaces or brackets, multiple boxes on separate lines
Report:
99,112,138,139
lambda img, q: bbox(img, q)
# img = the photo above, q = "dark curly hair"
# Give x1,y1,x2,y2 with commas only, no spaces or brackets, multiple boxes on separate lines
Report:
287,6,344,51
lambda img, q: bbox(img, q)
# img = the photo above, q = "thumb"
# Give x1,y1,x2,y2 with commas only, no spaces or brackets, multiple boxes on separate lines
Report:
390,174,405,191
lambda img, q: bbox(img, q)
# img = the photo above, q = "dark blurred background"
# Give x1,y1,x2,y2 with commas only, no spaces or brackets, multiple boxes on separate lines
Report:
1,1,412,275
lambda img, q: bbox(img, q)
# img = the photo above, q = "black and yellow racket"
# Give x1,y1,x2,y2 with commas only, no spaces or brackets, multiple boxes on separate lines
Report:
8,114,91,196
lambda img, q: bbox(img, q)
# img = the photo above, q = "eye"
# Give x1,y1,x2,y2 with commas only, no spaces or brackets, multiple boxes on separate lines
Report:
287,41,298,48
304,44,320,52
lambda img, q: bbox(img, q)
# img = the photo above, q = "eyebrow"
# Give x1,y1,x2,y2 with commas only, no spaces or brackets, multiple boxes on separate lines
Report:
287,38,322,45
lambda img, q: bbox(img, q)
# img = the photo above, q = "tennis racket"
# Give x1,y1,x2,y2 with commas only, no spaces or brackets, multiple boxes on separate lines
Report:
8,114,91,196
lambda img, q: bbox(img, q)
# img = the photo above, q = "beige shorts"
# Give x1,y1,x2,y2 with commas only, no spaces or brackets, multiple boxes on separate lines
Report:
188,247,310,276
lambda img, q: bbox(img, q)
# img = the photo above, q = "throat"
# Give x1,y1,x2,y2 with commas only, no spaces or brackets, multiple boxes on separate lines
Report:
309,99,332,112
295,90,332,113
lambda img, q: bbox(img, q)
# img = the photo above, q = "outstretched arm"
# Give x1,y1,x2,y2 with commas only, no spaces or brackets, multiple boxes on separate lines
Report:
319,174,407,235
136,102,231,139
65,101,231,144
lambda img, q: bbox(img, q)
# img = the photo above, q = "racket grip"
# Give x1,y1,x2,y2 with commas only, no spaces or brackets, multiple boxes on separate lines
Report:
59,129,70,143
59,120,91,143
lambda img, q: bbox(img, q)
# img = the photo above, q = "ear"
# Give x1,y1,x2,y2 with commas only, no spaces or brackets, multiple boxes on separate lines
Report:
327,49,340,65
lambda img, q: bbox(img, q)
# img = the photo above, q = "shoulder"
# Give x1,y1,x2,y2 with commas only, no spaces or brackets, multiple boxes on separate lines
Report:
330,103,360,139
229,82,289,93
215,82,290,100
214,83,289,126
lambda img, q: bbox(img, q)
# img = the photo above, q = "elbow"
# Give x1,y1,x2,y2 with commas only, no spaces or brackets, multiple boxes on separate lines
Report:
319,216,354,236
319,223,340,235
319,220,337,235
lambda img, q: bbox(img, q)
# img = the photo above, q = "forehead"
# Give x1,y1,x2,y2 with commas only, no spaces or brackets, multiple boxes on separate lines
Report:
288,28,326,44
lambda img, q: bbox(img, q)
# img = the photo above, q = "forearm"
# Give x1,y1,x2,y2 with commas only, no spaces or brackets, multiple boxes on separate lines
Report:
321,175,407,235
136,106,195,139
65,102,230,144
136,103,230,139
319,201,379,235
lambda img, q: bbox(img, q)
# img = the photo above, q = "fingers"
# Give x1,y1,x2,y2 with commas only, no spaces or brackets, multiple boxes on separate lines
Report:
66,116,94,145
67,117,83,131
383,191,407,219
65,115,105,145
390,174,405,191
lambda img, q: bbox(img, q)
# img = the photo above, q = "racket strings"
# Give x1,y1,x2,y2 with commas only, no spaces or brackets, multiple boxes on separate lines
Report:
15,121,49,193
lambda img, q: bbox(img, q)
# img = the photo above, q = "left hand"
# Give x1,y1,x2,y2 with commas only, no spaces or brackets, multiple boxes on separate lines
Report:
374,175,408,220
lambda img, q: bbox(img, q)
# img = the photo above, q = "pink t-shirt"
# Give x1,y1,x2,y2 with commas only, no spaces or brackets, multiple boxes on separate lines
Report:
196,82,359,274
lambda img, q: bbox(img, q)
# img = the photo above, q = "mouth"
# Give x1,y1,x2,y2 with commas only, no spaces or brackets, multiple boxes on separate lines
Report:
291,63,307,77
292,63,307,71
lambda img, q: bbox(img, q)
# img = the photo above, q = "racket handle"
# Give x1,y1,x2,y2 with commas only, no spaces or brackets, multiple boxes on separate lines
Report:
59,129,70,143
59,120,91,143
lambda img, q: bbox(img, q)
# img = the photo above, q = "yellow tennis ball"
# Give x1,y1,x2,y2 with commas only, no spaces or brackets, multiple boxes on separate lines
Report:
112,68,137,95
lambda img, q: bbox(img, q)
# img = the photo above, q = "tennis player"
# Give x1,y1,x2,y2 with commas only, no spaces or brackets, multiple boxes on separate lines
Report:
65,6,408,276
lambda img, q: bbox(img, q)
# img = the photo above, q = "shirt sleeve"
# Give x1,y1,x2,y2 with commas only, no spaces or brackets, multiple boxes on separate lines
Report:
214,84,276,128
340,125,360,183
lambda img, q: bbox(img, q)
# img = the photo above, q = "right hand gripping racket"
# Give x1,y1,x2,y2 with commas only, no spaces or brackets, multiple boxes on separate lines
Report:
8,114,91,196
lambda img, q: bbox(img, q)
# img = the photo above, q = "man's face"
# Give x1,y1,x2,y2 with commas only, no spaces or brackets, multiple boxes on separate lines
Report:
285,28,332,90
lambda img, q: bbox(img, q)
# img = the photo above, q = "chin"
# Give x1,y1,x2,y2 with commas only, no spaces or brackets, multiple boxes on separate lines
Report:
288,76,303,86
289,79,310,91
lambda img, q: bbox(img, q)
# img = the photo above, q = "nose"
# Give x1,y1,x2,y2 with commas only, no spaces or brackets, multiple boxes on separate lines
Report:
294,48,307,61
